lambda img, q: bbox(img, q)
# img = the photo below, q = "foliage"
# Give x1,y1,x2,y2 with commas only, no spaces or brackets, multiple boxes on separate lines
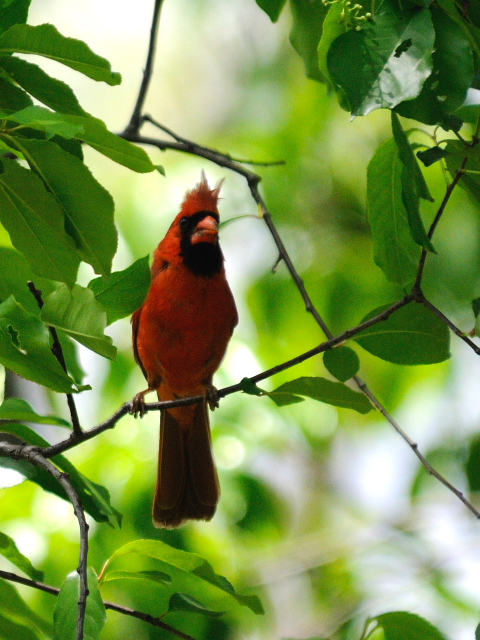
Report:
0,0,479,639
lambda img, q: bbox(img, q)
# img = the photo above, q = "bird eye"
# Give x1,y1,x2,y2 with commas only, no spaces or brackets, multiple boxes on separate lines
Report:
180,217,188,229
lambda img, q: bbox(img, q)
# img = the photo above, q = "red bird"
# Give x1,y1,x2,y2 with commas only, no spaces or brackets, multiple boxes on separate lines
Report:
132,174,238,528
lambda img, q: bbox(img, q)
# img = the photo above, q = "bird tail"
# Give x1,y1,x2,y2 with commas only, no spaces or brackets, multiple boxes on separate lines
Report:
153,403,220,528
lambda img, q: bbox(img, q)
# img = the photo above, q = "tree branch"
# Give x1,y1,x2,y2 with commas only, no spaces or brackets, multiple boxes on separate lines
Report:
414,156,468,291
122,0,165,137
0,570,198,640
0,443,89,640
38,294,414,459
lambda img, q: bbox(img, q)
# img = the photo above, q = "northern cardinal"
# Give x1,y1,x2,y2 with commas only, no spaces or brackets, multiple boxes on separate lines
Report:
132,174,238,528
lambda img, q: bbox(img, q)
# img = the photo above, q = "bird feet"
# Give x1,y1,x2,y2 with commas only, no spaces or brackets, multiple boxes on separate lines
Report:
205,384,220,411
130,390,151,418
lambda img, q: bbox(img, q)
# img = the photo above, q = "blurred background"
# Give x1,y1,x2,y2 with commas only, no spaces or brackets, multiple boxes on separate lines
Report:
1,0,480,638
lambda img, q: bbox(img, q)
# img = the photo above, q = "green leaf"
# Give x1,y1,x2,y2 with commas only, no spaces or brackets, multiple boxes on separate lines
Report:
0,0,30,35
168,593,225,618
0,422,122,525
0,296,76,392
473,297,480,319
0,158,80,286
395,7,474,127
445,140,480,205
353,302,451,364
100,569,172,586
53,568,106,640
476,622,480,640
240,376,304,406
4,106,155,172
367,137,421,286
391,113,436,253
0,56,86,115
391,112,432,201
0,76,32,111
101,539,263,615
328,0,435,116
0,247,56,315
317,1,349,107
290,0,328,82
417,146,449,167
240,377,266,397
5,137,117,276
0,23,121,85
41,284,116,360
0,530,43,580
272,376,372,413
466,436,480,491
255,0,286,22
374,611,448,640
88,256,151,325
0,397,70,426
323,346,360,381
2,105,83,139
0,578,52,639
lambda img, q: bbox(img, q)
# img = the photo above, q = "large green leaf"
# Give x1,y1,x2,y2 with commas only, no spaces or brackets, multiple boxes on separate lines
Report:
1,106,83,139
0,531,43,580
100,539,263,616
0,76,32,111
0,157,79,286
374,611,448,640
53,568,106,640
255,0,286,22
323,346,360,382
0,0,30,35
391,112,435,252
0,247,55,314
3,106,155,172
0,296,76,392
40,284,116,360
317,1,349,107
290,0,327,82
0,578,51,640
353,302,451,364
395,7,474,127
0,422,122,525
0,397,70,426
272,376,372,413
0,56,86,115
367,137,421,286
0,23,121,85
5,137,117,276
328,0,435,116
88,256,151,325
168,593,225,618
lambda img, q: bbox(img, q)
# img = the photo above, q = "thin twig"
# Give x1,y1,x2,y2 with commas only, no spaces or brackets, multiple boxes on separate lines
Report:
38,295,414,459
0,444,90,639
414,157,468,291
0,570,197,640
27,281,82,435
420,297,480,356
142,115,285,166
354,377,480,518
122,0,165,137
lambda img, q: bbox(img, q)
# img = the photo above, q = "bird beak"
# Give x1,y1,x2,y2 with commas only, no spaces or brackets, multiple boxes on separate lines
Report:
191,216,219,245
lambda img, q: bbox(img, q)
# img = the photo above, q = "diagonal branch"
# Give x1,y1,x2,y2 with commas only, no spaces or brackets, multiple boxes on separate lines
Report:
0,570,197,640
0,443,90,640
